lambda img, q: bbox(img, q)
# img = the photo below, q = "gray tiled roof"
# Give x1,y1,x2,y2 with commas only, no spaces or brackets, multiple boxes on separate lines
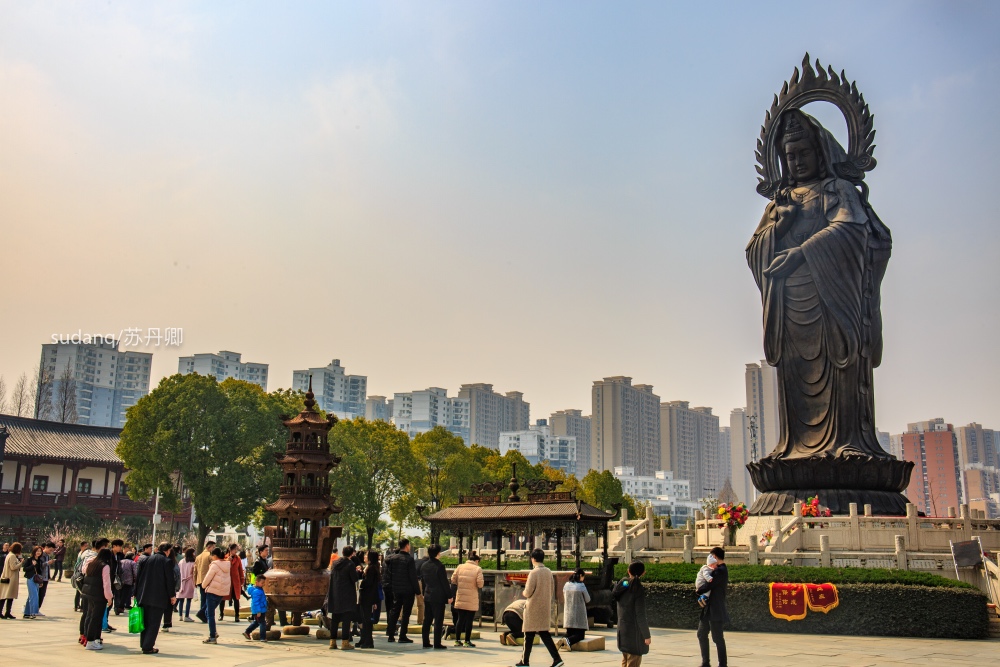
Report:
0,415,123,466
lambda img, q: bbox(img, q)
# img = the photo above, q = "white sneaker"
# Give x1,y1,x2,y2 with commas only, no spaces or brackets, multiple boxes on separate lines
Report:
85,641,104,651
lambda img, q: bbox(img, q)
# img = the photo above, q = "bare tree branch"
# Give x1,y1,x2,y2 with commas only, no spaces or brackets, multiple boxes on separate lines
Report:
33,364,54,420
10,373,32,417
55,364,78,423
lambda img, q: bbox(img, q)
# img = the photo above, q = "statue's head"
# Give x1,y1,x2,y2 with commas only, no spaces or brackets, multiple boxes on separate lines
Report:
779,109,826,185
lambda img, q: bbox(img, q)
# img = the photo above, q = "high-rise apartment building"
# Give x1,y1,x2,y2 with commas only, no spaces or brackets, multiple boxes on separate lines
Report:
457,384,529,448
550,409,592,478
392,388,470,441
956,423,1000,507
365,396,392,422
612,466,702,521
899,419,962,516
591,377,660,476
728,408,755,503
178,351,268,389
499,419,576,474
956,423,999,469
719,425,732,489
745,361,781,457
660,401,724,500
292,359,366,419
36,339,152,428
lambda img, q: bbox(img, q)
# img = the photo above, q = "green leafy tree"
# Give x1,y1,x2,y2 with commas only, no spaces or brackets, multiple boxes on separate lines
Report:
579,469,626,511
329,417,415,547
411,426,481,509
118,374,296,546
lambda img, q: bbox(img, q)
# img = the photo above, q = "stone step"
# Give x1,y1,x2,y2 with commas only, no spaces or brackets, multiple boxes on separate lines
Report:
570,636,606,652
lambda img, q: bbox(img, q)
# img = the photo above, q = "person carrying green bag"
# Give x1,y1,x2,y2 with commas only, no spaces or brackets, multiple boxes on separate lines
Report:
134,544,176,655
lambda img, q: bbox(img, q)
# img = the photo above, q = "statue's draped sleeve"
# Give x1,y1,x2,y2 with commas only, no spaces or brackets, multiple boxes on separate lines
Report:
747,179,871,369
747,203,782,365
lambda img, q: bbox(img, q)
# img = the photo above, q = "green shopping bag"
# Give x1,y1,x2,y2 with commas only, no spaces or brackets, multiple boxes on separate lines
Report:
129,606,145,634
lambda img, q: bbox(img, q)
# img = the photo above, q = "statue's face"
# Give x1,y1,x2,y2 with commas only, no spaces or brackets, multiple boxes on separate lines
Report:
783,139,820,183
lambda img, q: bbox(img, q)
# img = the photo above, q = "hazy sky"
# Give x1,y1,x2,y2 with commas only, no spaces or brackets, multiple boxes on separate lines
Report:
2,1,998,435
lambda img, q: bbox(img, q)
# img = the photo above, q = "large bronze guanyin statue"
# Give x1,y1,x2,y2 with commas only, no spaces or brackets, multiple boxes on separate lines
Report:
746,55,914,515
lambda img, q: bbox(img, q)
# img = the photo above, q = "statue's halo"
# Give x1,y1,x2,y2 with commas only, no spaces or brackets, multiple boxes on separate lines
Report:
755,53,877,200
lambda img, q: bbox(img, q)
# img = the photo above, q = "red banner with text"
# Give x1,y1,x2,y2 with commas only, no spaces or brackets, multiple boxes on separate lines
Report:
769,582,839,620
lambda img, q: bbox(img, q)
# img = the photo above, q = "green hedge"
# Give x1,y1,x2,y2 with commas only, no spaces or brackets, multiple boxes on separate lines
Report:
613,562,976,589
642,581,989,639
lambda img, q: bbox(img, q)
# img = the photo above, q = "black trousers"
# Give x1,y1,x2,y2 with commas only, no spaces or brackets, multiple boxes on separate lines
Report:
163,602,173,628
697,618,727,667
329,613,352,641
52,561,64,581
503,611,523,638
141,606,164,652
522,631,560,665
82,597,105,641
38,581,49,608
115,584,133,613
566,627,586,645
455,608,475,643
388,594,414,639
421,599,445,647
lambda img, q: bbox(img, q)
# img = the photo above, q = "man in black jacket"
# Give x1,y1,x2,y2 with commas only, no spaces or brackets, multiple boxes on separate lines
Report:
419,544,452,650
135,543,177,655
386,539,421,643
695,547,729,667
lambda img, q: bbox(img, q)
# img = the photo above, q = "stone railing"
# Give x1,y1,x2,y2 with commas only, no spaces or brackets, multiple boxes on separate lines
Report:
703,503,1000,553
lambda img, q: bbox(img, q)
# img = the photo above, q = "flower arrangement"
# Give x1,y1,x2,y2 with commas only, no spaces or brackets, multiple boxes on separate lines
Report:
800,495,833,518
717,502,750,545
717,502,750,528
760,529,774,546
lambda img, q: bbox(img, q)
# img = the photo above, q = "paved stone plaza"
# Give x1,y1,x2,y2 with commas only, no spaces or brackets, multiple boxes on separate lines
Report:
1,581,993,666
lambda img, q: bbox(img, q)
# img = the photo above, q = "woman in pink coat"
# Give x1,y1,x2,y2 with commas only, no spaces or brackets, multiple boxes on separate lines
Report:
199,548,231,644
176,549,196,621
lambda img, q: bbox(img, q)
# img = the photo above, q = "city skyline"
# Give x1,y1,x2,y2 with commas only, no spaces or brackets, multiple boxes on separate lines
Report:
3,3,999,435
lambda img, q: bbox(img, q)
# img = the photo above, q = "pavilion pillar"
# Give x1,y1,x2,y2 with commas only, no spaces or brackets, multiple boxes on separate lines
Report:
458,531,465,563
68,464,81,505
21,461,34,505
601,524,609,564
467,533,473,561
575,522,582,569
111,468,122,509
495,529,505,570
555,529,563,571
60,464,69,496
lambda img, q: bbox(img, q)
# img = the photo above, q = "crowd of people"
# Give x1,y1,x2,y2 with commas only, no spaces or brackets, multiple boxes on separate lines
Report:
0,538,730,667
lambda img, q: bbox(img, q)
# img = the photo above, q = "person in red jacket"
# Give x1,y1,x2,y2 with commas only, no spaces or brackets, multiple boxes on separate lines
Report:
223,544,245,622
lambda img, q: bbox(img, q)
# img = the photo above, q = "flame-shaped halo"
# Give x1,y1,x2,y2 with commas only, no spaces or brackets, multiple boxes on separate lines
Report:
756,53,877,199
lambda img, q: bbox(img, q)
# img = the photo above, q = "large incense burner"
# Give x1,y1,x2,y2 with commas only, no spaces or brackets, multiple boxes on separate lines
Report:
262,379,342,617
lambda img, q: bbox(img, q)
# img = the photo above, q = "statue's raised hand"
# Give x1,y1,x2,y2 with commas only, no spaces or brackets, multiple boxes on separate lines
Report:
771,193,798,238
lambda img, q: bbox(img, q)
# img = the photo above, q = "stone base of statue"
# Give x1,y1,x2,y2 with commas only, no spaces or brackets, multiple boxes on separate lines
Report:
747,454,915,515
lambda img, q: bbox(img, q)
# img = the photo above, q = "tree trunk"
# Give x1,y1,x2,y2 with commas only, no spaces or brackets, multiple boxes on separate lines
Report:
198,522,213,549
367,525,375,549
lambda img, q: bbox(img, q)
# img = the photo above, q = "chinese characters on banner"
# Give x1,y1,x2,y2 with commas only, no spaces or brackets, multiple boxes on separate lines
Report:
768,582,839,621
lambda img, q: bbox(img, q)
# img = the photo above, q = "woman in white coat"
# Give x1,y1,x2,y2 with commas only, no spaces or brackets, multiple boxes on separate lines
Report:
558,569,590,651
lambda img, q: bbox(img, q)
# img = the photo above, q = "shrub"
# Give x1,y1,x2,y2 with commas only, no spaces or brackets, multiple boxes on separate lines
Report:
642,581,989,639
613,562,975,589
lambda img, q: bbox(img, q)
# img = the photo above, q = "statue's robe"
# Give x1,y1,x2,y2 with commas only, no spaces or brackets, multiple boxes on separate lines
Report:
747,177,888,459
